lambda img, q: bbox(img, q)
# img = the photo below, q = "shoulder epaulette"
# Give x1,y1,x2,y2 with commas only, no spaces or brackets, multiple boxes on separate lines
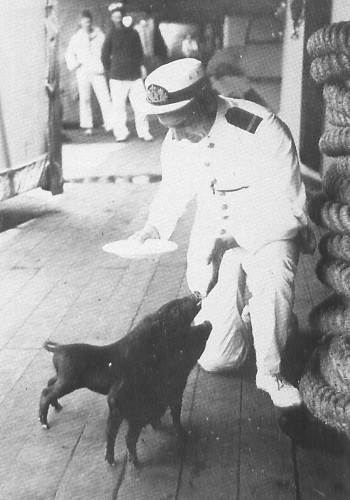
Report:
225,107,263,134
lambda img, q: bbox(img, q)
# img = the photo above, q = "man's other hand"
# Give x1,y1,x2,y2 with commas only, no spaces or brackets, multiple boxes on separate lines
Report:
206,235,238,294
141,65,147,81
128,223,160,243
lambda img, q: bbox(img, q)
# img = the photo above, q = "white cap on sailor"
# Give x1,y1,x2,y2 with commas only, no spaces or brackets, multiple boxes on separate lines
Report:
144,58,206,114
108,2,125,13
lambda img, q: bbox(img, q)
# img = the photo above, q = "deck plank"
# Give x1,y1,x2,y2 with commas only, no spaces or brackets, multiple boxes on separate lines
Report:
178,369,242,500
0,348,36,405
0,349,94,496
0,202,70,275
239,378,297,500
0,388,102,500
112,417,182,500
7,267,127,349
53,394,126,500
298,449,350,500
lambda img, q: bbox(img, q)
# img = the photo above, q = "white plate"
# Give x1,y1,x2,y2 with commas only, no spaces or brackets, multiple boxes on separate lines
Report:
102,239,178,259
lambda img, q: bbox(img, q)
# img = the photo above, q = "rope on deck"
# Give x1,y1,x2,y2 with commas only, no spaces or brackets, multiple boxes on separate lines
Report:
300,21,350,439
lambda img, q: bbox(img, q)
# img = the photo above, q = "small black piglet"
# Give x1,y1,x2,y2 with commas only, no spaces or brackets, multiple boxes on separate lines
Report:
105,319,212,466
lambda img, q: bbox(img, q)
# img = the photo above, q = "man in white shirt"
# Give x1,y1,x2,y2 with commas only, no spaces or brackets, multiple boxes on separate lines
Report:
131,58,311,408
65,9,112,135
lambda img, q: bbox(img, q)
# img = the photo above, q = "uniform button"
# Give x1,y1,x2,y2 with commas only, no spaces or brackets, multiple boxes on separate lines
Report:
220,229,227,235
222,215,229,220
204,162,211,167
208,142,215,148
221,204,228,210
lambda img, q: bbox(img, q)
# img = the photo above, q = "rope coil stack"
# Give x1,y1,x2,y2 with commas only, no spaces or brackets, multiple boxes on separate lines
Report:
299,22,350,437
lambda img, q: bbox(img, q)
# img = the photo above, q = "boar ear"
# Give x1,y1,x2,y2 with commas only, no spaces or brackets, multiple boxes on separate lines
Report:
203,320,213,332
190,321,212,333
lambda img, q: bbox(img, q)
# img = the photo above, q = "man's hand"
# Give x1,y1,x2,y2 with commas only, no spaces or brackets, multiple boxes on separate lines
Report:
206,235,238,295
141,65,147,81
128,223,160,243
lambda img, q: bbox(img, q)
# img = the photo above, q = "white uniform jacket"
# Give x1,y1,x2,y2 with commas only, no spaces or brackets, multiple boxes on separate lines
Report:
147,96,307,265
65,27,106,74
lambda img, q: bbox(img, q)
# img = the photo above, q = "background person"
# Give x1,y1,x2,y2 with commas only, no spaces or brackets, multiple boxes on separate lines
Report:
131,58,314,410
101,2,153,142
65,9,113,135
181,34,200,59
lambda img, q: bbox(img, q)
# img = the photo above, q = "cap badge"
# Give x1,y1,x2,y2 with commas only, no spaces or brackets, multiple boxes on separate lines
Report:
146,84,169,105
108,2,125,12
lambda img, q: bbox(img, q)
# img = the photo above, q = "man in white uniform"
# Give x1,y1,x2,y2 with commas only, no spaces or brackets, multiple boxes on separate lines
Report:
65,9,113,135
132,58,312,408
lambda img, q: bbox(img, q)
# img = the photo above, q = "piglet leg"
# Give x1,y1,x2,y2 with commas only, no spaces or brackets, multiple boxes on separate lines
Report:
39,382,69,429
170,400,187,439
105,383,124,465
126,422,143,467
46,376,63,411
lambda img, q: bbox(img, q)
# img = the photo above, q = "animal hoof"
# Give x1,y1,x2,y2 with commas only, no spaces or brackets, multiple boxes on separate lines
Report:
54,403,63,412
105,454,115,466
41,423,49,430
128,453,141,468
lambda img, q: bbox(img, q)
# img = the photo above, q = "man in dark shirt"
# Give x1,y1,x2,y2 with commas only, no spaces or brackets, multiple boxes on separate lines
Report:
101,2,153,141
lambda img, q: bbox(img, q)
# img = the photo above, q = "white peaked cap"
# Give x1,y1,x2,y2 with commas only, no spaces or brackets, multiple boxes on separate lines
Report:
144,58,206,114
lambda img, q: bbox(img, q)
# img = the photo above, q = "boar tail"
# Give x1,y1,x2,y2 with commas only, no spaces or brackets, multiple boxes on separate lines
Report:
43,340,60,352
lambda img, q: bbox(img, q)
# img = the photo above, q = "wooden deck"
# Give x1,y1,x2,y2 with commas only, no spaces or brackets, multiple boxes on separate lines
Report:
0,130,349,500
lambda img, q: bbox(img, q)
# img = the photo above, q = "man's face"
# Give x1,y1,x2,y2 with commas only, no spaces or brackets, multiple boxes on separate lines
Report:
158,102,212,144
111,10,123,27
80,16,92,32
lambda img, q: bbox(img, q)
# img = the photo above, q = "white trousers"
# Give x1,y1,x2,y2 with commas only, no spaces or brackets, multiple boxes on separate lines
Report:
109,78,150,139
76,70,113,130
189,240,299,376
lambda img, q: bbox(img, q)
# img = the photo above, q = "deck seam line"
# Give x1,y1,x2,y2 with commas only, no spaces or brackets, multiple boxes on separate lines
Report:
111,453,128,500
236,376,243,500
53,423,86,499
292,440,302,500
175,365,200,499
0,349,42,408
2,263,99,350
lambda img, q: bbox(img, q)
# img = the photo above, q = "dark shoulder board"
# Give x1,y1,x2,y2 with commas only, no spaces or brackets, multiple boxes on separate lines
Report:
225,107,263,134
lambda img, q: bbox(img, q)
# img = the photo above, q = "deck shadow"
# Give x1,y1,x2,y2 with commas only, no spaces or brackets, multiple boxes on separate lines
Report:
279,407,350,459
0,204,60,232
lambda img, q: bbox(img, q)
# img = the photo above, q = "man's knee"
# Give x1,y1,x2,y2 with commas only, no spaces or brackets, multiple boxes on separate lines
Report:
198,340,250,373
198,356,241,373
